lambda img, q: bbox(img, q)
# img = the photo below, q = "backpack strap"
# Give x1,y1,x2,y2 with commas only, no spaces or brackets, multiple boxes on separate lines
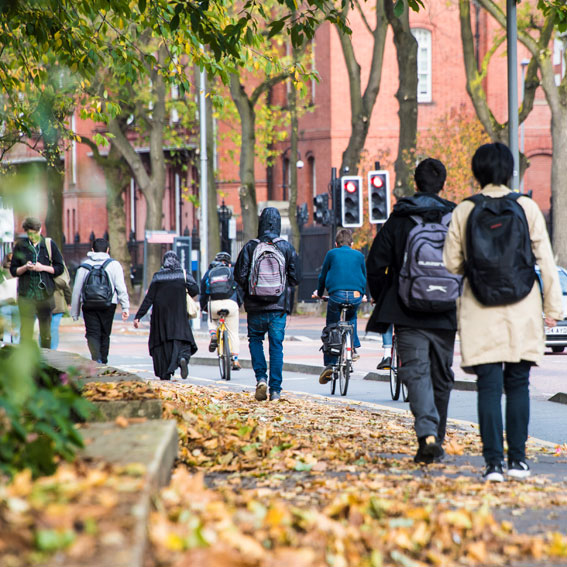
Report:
465,194,486,205
80,263,93,271
101,258,114,269
409,215,423,225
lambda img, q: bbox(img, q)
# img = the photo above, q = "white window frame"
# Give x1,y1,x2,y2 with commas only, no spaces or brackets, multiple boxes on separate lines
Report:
411,28,432,103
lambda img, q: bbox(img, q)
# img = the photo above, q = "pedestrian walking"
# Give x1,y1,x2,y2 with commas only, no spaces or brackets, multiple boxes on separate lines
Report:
443,142,563,482
234,207,300,401
10,217,64,347
133,251,198,380
200,251,242,370
71,238,130,363
0,253,19,345
312,228,366,384
366,158,460,464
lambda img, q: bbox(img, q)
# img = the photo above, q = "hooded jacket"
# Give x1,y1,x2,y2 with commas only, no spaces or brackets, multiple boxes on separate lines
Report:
366,192,458,332
234,207,300,313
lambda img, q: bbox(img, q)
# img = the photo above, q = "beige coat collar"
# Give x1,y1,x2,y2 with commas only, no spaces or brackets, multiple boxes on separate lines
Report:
480,184,512,197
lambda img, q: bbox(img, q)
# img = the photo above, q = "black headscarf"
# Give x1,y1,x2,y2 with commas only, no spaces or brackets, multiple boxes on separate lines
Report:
151,251,185,283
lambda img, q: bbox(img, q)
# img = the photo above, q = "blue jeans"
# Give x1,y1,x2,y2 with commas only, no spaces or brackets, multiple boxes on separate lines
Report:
0,304,20,344
475,361,531,465
382,325,393,348
51,312,63,349
324,290,362,366
247,311,287,394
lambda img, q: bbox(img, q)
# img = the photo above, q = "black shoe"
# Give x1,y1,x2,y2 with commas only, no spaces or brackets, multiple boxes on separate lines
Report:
376,356,391,370
483,463,505,482
319,365,334,384
179,357,188,379
208,335,218,352
352,348,360,362
414,435,443,464
255,380,268,401
231,359,241,371
507,460,530,479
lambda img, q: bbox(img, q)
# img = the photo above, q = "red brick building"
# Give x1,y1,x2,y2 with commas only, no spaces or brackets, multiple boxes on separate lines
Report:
2,1,560,263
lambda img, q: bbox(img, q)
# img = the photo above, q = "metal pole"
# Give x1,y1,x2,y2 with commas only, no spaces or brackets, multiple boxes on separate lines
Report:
330,167,338,247
199,66,208,277
507,0,520,191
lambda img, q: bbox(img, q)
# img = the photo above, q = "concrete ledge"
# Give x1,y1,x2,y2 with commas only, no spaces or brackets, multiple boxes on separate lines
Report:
91,399,163,421
549,392,567,405
191,356,323,376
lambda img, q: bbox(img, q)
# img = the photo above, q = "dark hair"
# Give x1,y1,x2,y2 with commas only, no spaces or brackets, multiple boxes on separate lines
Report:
22,217,41,232
92,238,109,253
335,228,353,247
471,142,514,188
414,158,447,194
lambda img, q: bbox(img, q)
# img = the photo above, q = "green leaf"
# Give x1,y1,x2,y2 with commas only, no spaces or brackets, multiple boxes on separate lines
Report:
294,461,313,472
138,0,146,13
35,529,76,552
394,0,405,18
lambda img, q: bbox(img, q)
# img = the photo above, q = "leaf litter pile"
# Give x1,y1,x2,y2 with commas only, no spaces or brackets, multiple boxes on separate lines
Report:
1,380,567,567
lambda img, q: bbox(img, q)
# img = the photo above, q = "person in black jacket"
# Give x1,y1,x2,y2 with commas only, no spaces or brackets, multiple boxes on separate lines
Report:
234,207,300,401
133,251,198,380
10,217,65,347
366,159,457,464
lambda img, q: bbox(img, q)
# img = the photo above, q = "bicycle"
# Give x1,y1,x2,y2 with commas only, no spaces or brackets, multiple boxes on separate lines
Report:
322,298,355,397
389,331,409,402
215,309,232,381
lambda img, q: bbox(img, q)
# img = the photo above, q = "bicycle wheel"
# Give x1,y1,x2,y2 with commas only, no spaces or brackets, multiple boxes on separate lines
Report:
389,335,401,400
222,329,231,381
339,332,351,396
217,331,226,380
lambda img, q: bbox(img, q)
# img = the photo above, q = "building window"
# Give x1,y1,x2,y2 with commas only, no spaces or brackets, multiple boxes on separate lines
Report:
308,156,316,198
411,28,432,103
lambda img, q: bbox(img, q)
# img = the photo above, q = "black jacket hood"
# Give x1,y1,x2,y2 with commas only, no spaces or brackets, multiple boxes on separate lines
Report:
258,207,281,239
393,192,455,219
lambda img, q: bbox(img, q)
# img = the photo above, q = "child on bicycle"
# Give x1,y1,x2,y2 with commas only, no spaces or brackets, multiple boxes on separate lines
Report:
313,229,367,385
200,252,242,370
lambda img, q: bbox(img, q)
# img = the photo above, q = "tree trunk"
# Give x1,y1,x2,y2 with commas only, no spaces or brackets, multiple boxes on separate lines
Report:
385,0,418,197
288,49,301,252
44,143,64,248
105,144,135,297
338,0,388,175
551,109,567,266
229,74,258,241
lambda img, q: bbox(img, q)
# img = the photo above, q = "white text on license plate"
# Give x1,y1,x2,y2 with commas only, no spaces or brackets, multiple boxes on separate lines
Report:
547,326,567,335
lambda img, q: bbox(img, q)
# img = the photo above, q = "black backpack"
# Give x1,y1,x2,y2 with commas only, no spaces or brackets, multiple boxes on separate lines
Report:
206,265,236,300
81,259,115,309
464,193,536,306
320,323,342,357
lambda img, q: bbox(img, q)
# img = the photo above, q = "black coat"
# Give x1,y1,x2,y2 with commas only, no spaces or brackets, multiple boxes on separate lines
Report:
10,236,65,299
135,275,199,353
234,207,301,313
366,192,458,333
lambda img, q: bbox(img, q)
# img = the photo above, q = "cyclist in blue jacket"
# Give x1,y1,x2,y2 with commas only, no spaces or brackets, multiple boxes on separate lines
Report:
313,229,367,384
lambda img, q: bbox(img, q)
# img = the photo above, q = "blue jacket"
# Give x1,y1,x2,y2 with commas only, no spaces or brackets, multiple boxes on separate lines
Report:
317,246,367,297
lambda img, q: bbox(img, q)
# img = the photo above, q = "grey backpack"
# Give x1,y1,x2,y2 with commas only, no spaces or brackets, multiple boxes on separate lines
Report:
248,238,286,300
398,213,461,312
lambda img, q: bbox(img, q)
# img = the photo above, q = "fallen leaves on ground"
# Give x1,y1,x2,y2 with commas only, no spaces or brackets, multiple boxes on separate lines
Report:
144,383,567,567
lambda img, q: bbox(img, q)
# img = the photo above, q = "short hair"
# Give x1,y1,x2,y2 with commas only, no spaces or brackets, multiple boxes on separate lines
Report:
335,228,353,247
22,217,41,232
414,158,447,194
92,238,109,253
471,142,514,188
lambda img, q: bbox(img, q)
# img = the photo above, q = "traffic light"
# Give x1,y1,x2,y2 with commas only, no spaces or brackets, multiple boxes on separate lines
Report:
368,170,390,223
313,193,330,225
340,176,363,227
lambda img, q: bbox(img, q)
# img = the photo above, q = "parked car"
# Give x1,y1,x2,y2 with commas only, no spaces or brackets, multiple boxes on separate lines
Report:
536,265,567,353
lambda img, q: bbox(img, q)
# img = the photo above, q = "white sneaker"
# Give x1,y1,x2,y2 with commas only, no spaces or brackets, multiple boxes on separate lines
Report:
483,463,505,482
507,461,531,479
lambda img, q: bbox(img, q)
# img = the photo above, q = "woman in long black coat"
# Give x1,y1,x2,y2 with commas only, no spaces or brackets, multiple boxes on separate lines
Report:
133,251,199,380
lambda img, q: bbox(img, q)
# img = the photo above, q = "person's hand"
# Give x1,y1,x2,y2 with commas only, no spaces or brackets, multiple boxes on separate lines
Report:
122,310,129,321
545,316,558,328
133,319,140,328
25,261,35,272
311,290,319,299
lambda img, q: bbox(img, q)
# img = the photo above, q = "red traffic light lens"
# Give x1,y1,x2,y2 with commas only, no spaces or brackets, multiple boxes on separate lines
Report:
371,175,384,189
345,181,358,193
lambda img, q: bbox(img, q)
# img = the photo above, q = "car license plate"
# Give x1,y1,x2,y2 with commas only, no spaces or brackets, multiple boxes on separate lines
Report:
547,326,567,335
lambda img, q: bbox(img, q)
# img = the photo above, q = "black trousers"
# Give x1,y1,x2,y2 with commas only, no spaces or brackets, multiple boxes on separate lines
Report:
82,304,116,363
474,361,531,466
18,296,54,348
396,326,456,443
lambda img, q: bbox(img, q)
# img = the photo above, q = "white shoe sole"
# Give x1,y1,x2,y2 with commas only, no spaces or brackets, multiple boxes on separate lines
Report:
507,470,531,479
483,472,504,482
